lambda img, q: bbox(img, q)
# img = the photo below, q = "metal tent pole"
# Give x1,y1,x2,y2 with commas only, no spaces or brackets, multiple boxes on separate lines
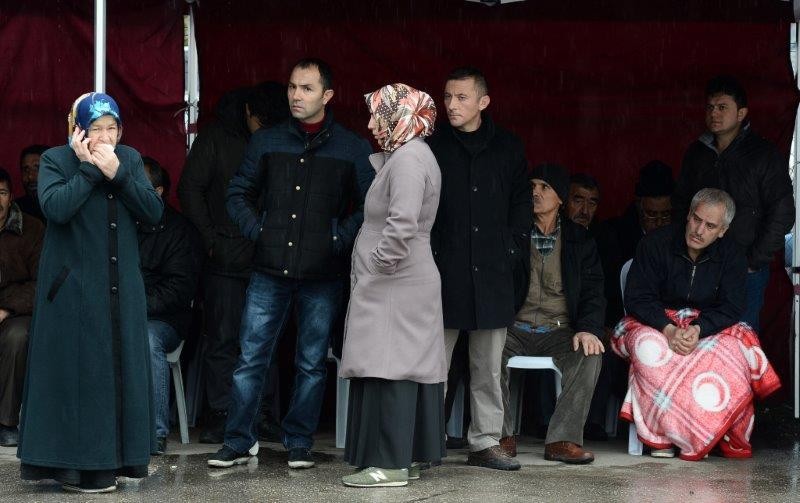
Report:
793,22,800,419
94,0,106,92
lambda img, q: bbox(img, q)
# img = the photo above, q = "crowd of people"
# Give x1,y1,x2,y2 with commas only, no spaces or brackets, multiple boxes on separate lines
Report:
0,58,792,493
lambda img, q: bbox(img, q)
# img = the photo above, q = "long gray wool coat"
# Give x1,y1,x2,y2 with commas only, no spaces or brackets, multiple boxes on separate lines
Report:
17,144,163,471
339,137,446,384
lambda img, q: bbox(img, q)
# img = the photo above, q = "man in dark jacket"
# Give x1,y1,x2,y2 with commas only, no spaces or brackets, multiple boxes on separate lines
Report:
0,168,44,447
138,158,202,455
15,145,49,222
178,82,289,442
597,160,675,331
428,67,532,471
499,164,605,464
208,58,373,470
625,188,746,350
674,75,794,331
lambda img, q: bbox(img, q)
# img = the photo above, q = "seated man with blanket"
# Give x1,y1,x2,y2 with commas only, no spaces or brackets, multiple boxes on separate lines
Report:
613,188,780,461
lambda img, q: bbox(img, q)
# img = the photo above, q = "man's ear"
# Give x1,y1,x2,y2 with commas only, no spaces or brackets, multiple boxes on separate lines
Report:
117,125,123,143
478,94,490,111
322,89,334,106
718,226,728,238
737,106,748,123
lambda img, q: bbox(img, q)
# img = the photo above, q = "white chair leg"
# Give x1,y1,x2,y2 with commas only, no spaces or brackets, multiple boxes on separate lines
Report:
628,422,643,455
170,362,189,444
336,375,349,449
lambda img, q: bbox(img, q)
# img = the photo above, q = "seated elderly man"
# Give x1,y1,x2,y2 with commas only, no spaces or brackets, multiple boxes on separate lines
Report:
499,164,606,464
0,167,44,446
613,188,780,461
138,157,202,454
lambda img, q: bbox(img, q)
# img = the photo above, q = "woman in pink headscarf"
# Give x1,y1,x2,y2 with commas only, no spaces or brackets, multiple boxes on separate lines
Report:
339,83,445,487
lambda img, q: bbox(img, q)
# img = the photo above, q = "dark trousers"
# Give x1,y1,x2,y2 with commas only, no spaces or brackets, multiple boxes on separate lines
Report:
203,273,250,412
0,316,30,426
501,326,601,445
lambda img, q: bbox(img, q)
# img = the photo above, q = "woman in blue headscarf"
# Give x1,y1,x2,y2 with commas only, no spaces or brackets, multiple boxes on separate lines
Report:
17,92,163,493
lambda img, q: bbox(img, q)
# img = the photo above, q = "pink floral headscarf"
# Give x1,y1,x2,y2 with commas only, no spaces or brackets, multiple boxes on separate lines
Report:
364,83,436,153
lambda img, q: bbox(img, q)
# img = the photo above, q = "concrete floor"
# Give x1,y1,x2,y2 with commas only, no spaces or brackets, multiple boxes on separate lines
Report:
1,430,799,503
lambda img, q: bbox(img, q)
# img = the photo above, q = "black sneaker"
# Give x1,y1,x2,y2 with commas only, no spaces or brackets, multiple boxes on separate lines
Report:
0,425,19,447
154,436,167,455
287,448,314,469
208,443,259,468
199,410,227,444
62,482,117,494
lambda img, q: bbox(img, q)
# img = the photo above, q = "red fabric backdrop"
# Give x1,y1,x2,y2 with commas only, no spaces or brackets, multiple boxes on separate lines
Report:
0,0,184,205
0,0,796,394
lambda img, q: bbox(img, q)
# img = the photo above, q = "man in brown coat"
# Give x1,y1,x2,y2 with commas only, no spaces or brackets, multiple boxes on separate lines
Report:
0,167,44,446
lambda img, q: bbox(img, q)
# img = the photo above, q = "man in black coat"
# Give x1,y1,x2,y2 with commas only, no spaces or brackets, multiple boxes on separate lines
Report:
625,188,746,350
429,67,532,471
499,164,605,465
674,75,794,331
15,144,49,222
177,82,289,442
138,158,202,454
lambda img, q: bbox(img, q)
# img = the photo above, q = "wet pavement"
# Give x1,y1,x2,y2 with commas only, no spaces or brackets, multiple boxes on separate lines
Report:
1,429,799,503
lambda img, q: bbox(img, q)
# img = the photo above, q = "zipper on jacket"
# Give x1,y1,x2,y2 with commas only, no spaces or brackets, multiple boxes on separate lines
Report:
682,254,710,302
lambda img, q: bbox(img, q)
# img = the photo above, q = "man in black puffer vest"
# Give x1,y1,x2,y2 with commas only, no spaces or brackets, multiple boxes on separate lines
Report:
674,75,794,332
209,58,373,470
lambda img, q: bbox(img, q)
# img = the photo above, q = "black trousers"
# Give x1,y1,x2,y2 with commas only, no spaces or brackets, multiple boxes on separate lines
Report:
344,378,446,469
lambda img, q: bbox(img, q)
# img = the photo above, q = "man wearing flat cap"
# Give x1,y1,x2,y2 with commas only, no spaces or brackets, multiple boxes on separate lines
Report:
498,164,605,464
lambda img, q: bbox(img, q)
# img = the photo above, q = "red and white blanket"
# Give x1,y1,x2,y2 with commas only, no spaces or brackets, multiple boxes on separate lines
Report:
612,309,781,461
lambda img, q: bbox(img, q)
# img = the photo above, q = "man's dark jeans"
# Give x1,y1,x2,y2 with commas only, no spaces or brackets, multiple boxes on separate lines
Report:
223,272,343,453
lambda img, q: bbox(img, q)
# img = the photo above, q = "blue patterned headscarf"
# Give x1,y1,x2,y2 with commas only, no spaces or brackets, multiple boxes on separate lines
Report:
67,92,122,135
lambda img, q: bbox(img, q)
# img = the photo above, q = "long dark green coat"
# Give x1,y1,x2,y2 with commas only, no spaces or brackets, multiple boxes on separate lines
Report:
17,144,163,471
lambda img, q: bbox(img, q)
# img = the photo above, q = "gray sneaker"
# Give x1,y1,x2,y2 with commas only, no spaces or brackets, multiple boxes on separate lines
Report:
342,467,409,487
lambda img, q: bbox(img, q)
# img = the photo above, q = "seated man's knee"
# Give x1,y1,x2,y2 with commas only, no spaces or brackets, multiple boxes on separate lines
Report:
1,317,31,353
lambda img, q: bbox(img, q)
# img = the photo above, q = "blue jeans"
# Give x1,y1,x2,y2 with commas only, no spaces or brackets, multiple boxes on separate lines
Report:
742,267,770,332
223,272,343,453
147,320,182,438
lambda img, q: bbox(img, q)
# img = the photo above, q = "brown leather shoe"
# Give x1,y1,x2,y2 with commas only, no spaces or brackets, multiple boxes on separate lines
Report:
544,441,594,464
499,436,517,457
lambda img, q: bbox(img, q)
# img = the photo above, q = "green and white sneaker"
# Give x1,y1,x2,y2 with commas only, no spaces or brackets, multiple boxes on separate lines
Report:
342,467,408,487
408,462,429,480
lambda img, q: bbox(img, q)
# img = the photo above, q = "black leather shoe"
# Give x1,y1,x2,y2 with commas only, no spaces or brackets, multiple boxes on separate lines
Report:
466,445,521,471
0,425,19,447
583,422,609,441
258,417,282,443
199,410,227,444
154,437,167,455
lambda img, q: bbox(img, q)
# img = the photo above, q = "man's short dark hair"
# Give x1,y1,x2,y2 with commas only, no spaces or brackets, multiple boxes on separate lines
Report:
569,173,600,193
142,156,170,194
247,81,291,128
293,58,333,90
19,144,48,166
705,75,748,108
0,167,12,191
446,66,489,96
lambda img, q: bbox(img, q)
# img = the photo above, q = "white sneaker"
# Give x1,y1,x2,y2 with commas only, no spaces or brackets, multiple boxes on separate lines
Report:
650,448,675,458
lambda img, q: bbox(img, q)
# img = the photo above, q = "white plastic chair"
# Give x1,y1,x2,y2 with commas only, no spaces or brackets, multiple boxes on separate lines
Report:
327,348,349,449
507,356,562,435
166,340,190,444
619,258,643,455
